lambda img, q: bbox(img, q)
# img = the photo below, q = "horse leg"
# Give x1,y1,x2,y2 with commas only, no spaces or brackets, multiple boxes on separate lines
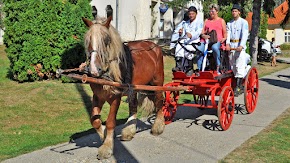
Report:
121,92,137,141
97,95,121,160
91,94,105,141
151,91,165,136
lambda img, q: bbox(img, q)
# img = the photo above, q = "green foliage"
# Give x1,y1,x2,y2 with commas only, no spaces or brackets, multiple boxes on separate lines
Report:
203,0,218,19
280,43,290,50
3,0,92,82
0,0,3,29
218,4,232,23
259,11,268,39
166,0,188,9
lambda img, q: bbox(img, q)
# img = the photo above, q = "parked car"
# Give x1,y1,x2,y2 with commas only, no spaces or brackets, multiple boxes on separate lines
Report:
258,38,280,61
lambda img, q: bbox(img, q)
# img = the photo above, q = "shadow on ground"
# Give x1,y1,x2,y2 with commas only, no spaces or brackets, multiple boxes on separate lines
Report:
261,77,290,89
170,99,249,131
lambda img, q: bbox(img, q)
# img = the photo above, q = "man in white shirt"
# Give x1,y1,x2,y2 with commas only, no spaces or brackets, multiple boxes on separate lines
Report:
226,4,249,96
170,14,189,53
172,6,204,76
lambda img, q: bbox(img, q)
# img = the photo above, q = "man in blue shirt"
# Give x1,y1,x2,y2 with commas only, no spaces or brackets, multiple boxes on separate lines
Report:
172,6,204,76
226,4,249,96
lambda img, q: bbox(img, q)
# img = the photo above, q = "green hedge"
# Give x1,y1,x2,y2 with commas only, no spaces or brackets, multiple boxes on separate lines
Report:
3,0,92,82
280,43,290,50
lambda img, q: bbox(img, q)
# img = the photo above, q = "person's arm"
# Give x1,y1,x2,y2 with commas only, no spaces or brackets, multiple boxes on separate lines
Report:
200,19,210,40
173,21,184,33
239,19,249,49
226,22,231,51
221,19,227,43
186,20,203,40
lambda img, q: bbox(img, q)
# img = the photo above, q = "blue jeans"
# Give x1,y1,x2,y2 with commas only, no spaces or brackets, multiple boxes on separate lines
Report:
195,43,205,70
211,42,221,67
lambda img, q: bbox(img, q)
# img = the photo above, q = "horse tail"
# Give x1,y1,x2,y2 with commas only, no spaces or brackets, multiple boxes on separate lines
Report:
137,92,155,116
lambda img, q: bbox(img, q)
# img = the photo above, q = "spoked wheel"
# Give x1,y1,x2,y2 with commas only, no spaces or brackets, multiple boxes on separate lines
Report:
162,83,180,124
218,86,235,131
244,67,259,114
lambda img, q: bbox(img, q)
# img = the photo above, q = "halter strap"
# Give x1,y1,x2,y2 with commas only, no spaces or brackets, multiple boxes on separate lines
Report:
89,50,98,54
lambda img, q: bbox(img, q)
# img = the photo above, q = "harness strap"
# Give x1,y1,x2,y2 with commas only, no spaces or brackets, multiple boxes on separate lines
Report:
178,41,202,54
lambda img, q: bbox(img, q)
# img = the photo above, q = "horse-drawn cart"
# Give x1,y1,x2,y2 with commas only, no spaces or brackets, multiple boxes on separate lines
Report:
58,66,259,131
162,68,259,130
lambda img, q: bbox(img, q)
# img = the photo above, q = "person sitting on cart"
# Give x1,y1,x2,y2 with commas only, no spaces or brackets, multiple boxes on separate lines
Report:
170,14,189,55
200,4,227,74
226,4,249,96
172,6,204,76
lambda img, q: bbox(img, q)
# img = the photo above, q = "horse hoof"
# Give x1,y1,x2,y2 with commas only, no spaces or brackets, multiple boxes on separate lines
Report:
97,145,113,160
151,117,165,136
121,124,136,141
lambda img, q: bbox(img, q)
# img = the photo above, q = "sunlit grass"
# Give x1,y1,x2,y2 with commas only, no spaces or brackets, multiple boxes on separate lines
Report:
221,108,290,162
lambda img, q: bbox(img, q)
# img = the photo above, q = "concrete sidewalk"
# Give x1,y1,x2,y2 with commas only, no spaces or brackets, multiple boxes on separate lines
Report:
3,67,290,163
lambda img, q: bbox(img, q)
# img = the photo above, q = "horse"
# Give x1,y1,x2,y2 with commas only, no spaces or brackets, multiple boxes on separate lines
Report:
82,16,165,159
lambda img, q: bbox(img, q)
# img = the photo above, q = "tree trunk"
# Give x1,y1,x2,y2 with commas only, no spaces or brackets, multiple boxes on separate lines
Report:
250,0,262,66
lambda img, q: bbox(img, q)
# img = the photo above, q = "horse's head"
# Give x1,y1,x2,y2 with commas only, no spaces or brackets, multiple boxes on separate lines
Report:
82,16,113,77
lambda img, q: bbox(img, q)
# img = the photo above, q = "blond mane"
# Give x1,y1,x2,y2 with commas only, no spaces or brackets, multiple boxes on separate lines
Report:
84,17,126,84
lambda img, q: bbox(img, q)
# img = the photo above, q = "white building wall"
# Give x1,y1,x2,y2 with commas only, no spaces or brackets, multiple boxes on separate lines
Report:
151,0,160,38
90,0,202,41
162,8,173,39
90,0,117,28
118,0,151,41
90,0,152,41
274,28,285,45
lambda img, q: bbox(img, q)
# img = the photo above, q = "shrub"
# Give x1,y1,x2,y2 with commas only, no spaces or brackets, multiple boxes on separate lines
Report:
280,43,290,50
3,0,92,82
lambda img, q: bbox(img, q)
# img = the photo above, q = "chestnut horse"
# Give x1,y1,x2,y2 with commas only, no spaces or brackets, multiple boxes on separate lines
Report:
82,16,165,159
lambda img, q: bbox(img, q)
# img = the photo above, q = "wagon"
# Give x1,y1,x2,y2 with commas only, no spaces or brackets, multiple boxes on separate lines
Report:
162,67,259,130
57,65,259,131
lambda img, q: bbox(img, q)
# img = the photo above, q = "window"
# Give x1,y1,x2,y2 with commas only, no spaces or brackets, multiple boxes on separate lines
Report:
285,32,290,42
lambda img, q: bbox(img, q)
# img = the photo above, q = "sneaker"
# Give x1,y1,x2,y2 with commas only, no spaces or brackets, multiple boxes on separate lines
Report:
186,69,193,76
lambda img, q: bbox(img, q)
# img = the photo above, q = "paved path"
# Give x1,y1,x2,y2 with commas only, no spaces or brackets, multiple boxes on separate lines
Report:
3,67,290,163
277,57,290,63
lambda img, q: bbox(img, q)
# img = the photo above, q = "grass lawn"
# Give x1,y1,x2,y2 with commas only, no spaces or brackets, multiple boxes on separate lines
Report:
221,108,290,162
1,45,290,161
0,46,129,161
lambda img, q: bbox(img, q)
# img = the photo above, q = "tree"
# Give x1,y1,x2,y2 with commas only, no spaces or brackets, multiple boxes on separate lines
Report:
249,0,262,66
280,0,290,27
3,0,92,82
166,0,188,9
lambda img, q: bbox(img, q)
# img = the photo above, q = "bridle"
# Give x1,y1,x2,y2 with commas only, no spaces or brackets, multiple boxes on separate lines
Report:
86,49,118,81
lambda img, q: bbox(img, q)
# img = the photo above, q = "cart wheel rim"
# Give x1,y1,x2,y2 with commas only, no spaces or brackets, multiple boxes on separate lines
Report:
162,83,179,124
244,67,259,114
218,86,235,131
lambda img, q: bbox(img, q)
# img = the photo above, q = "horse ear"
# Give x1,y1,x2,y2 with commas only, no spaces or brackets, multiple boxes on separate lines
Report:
82,17,93,27
103,16,112,28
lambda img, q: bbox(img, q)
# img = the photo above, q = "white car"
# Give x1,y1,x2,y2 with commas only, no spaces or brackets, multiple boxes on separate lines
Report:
258,38,280,61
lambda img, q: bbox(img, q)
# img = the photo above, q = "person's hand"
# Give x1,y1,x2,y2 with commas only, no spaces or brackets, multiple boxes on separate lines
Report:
186,32,192,39
202,34,210,40
236,46,243,52
220,38,226,43
178,28,183,35
226,44,230,51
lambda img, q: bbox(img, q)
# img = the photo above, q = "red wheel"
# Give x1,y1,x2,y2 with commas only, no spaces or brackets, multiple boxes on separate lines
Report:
162,83,179,124
244,67,259,114
218,86,235,131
